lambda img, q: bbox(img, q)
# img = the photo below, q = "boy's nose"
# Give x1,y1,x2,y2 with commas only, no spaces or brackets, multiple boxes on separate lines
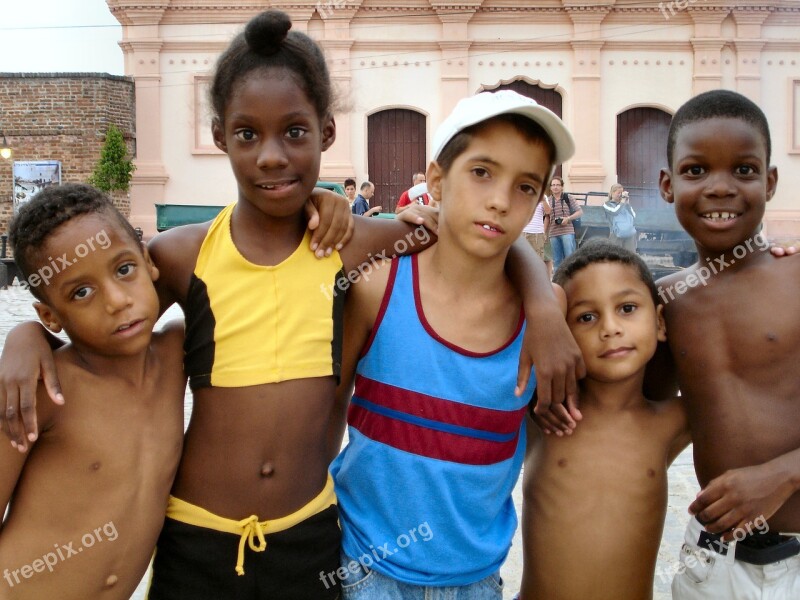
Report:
104,283,133,313
599,315,623,338
486,188,511,213
704,172,736,197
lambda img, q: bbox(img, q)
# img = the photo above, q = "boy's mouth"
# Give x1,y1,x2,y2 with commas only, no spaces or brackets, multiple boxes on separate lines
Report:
476,222,505,235
113,319,146,337
600,346,634,359
701,211,739,222
255,179,298,191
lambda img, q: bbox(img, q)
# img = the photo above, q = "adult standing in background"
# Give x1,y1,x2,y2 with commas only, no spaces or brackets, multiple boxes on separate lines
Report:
522,197,553,278
344,178,357,209
395,172,432,213
603,183,637,252
548,176,582,270
352,181,382,217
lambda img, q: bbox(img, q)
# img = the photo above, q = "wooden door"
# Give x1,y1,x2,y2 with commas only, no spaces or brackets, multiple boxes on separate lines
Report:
489,80,564,179
617,107,672,209
367,109,427,212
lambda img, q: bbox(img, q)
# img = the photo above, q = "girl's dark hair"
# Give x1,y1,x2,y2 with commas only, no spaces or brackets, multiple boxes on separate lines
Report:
553,239,659,306
435,114,556,176
210,10,333,123
9,183,140,300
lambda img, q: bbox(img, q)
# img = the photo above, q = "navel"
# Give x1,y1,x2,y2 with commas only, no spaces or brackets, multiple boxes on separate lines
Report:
260,462,275,478
557,458,568,468
647,468,656,478
767,332,777,342
105,574,118,588
90,461,101,471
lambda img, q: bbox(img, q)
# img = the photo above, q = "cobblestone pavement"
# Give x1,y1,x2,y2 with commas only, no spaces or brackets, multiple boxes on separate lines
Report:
1,282,696,599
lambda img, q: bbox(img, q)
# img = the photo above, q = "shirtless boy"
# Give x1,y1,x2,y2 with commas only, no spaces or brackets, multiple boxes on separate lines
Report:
0,184,186,599
520,240,690,600
657,89,800,597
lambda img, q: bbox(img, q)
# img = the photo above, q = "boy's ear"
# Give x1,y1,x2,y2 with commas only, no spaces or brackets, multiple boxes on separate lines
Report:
140,243,160,283
33,301,63,334
658,168,674,204
655,304,667,343
766,165,778,202
426,161,443,204
211,118,227,153
321,114,336,152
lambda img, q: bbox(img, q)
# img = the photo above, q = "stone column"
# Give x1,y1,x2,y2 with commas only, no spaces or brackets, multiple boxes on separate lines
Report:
689,8,729,95
732,8,770,103
111,1,169,235
565,7,608,191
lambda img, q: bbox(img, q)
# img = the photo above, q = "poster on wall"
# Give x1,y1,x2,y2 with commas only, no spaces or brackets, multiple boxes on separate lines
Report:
13,160,61,212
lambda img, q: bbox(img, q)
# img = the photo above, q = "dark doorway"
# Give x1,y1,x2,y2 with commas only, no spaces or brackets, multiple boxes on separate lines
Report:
617,107,672,209
367,109,427,212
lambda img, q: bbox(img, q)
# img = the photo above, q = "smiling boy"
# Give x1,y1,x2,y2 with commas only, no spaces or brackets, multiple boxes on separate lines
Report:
0,184,186,600
655,90,800,597
520,240,689,600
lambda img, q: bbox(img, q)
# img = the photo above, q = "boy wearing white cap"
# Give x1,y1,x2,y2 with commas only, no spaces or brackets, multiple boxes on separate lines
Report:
330,90,575,599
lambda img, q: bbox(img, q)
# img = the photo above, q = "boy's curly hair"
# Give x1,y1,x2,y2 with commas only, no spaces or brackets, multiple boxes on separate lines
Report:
553,239,658,305
9,183,139,300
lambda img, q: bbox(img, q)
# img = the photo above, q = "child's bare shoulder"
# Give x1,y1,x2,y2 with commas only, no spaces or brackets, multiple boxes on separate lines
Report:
647,396,690,462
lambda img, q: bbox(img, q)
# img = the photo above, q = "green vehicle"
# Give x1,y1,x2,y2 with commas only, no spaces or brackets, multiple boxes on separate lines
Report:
154,181,346,231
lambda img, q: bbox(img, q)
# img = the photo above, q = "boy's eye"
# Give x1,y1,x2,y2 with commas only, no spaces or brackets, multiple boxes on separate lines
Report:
117,263,136,277
234,129,256,142
620,303,637,314
71,286,94,300
286,127,307,139
577,313,596,323
736,165,756,176
520,183,538,196
472,167,490,178
685,165,705,176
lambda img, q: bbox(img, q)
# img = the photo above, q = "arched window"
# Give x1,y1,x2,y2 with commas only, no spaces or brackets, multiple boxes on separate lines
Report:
616,107,672,209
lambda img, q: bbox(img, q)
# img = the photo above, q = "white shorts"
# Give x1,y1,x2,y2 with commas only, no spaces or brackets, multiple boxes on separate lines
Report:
672,517,800,599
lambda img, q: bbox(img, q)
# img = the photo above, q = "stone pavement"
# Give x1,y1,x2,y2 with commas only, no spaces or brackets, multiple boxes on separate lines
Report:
1,282,698,599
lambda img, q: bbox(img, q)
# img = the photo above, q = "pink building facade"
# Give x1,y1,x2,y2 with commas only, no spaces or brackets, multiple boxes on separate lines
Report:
107,0,800,238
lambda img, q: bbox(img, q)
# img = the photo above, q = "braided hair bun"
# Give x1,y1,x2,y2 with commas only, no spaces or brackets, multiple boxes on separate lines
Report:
245,10,291,56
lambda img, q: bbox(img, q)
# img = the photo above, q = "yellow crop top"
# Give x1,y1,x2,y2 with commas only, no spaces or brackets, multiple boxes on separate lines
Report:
183,204,345,389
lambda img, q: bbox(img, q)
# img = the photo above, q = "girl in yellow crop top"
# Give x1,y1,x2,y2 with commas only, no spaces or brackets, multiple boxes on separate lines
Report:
0,10,584,598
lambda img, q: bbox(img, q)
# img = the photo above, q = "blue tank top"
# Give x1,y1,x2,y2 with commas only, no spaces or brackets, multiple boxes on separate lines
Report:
330,254,535,586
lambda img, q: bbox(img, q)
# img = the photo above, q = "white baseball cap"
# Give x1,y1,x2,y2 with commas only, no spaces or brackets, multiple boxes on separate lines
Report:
431,90,575,165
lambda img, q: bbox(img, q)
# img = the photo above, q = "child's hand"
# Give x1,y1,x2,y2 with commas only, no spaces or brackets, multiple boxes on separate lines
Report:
690,461,795,540
0,323,64,452
305,188,354,258
397,204,439,235
769,239,799,257
518,302,585,427
530,398,581,436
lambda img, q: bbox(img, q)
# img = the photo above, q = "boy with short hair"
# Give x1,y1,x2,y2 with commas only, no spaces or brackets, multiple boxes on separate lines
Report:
0,183,186,599
655,89,800,597
331,90,574,598
519,239,690,600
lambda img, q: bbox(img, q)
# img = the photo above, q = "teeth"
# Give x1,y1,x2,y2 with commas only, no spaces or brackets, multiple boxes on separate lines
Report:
705,212,736,220
482,224,498,232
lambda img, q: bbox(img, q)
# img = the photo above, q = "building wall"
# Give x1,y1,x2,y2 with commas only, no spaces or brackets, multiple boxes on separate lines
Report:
106,0,800,237
0,73,136,251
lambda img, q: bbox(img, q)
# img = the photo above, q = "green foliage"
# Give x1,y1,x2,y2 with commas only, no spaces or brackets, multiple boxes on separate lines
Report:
88,125,136,192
